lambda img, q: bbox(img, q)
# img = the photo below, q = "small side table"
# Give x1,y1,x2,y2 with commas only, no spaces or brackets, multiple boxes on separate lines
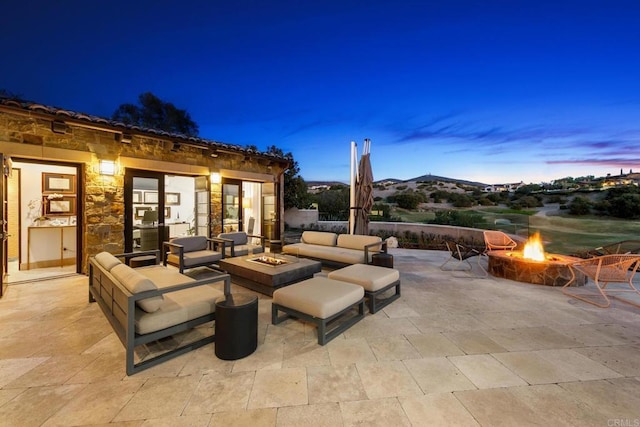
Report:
269,240,283,254
129,255,157,268
215,294,258,360
372,253,394,268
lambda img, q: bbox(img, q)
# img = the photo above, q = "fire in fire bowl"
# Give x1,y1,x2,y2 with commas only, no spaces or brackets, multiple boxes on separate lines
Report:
487,233,586,287
247,255,293,267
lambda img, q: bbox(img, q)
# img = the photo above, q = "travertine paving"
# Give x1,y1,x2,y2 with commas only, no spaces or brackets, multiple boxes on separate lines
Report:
1,248,639,426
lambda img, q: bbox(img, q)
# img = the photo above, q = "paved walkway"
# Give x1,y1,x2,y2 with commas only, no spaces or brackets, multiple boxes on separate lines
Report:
0,249,639,426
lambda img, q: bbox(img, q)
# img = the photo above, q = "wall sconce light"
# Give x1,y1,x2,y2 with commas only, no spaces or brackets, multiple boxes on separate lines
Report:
210,172,221,184
99,159,116,176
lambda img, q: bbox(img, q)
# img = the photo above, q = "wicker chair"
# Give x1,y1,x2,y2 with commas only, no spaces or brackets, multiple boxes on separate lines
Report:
483,230,518,252
562,254,640,308
440,241,487,277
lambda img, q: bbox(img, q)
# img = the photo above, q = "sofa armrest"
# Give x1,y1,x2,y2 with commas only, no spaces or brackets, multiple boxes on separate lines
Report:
207,237,227,257
115,250,161,265
364,240,387,264
217,237,236,257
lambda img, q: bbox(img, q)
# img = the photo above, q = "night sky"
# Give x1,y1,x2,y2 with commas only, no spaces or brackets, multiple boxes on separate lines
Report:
2,1,639,184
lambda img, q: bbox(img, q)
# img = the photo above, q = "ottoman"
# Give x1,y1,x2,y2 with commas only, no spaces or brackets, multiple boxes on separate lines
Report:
328,264,401,314
271,277,365,345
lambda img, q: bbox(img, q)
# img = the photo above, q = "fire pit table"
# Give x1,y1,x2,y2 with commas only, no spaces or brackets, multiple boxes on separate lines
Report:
486,232,586,287
218,254,322,296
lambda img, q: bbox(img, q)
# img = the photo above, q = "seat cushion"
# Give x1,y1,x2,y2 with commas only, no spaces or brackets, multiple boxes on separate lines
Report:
167,250,223,268
135,265,195,289
94,251,122,271
273,277,363,319
328,264,400,292
110,264,164,313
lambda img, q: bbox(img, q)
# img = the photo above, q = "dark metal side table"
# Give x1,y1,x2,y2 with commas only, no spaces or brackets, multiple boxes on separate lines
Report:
214,293,258,360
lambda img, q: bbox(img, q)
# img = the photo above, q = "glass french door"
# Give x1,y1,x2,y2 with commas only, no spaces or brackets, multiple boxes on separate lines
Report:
0,154,7,297
222,180,241,233
124,170,166,253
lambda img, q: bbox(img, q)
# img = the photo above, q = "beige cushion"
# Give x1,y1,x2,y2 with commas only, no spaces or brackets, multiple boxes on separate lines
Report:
135,265,195,289
328,264,400,292
301,231,337,247
167,249,222,268
111,264,164,313
337,234,382,251
135,286,223,334
94,251,121,271
273,277,363,319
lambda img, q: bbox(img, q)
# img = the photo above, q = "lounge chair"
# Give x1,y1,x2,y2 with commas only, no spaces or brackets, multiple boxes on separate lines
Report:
562,254,640,308
440,240,487,277
483,230,518,252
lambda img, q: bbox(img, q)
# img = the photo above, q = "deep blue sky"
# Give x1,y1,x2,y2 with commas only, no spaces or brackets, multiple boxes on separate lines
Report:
3,1,639,184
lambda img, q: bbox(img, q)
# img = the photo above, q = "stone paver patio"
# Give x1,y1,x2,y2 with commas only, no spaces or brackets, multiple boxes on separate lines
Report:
0,248,639,426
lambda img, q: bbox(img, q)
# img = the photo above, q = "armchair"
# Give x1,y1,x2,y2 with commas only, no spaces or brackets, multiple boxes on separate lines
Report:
562,254,640,308
483,230,518,252
440,240,487,277
217,231,266,257
163,235,226,273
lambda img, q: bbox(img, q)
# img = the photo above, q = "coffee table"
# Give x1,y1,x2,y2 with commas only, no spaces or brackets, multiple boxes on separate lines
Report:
218,254,322,296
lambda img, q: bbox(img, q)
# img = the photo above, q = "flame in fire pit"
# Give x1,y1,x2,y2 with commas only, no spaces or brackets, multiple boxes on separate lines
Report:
523,232,545,261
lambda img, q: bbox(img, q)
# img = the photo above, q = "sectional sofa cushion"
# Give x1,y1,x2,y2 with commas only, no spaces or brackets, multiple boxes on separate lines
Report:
94,251,122,271
301,231,338,247
168,236,208,253
111,264,164,313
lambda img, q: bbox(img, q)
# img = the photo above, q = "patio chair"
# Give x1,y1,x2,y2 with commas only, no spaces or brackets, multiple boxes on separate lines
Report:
483,230,518,252
562,254,640,308
440,240,487,277
586,240,640,257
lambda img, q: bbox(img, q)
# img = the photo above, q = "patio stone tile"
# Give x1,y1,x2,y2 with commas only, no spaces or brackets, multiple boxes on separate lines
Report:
326,338,376,366
340,398,411,427
0,357,48,388
247,367,307,409
470,310,548,329
405,333,465,357
276,402,343,426
65,352,128,384
509,384,607,426
342,317,420,339
177,346,234,376
559,378,640,421
356,361,423,399
231,342,284,373
282,340,330,368
0,388,24,408
551,323,632,347
454,387,546,426
448,354,528,389
5,354,99,388
380,300,420,318
589,323,640,344
443,331,508,354
480,326,582,351
114,376,200,421
133,414,212,426
41,379,144,426
184,371,254,414
535,349,623,381
307,364,367,404
263,317,314,343
403,357,476,394
367,335,421,361
210,408,276,426
399,393,480,426
573,345,640,376
0,384,85,427
492,351,580,384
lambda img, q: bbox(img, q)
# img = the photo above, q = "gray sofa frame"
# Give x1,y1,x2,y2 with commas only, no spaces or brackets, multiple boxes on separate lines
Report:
89,250,231,375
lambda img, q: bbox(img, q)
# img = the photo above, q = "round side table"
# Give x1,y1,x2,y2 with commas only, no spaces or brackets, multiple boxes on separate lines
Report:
214,293,258,360
371,253,394,268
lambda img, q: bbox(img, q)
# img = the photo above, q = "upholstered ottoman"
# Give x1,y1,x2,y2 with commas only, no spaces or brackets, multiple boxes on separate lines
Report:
271,277,365,345
328,264,401,313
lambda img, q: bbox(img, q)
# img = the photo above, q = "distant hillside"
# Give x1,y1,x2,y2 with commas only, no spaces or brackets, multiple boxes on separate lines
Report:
407,174,488,187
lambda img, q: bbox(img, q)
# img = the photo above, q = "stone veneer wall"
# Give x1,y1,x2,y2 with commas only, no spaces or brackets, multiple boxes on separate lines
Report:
0,108,283,273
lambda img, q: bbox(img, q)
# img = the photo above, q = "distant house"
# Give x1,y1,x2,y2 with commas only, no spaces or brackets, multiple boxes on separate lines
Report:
483,182,524,193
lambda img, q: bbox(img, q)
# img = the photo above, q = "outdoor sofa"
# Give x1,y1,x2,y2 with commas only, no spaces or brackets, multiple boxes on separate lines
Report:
282,230,386,266
89,250,230,375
